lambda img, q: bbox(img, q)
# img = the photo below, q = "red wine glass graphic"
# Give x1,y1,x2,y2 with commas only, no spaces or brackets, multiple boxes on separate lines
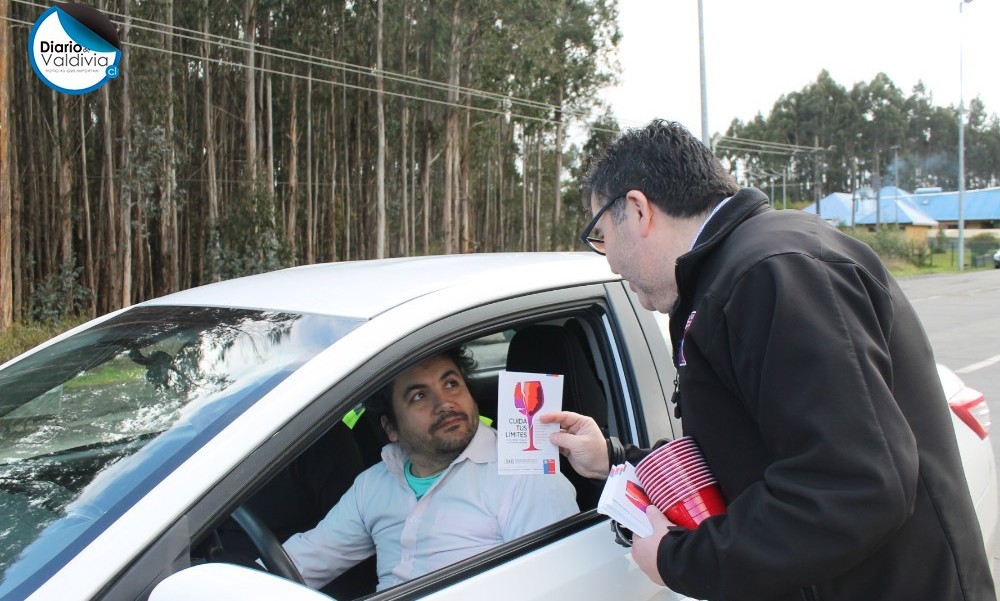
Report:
514,380,544,451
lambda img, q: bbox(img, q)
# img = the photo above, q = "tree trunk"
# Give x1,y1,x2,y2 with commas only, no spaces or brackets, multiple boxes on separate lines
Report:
521,126,531,252
534,130,542,251
0,0,10,329
244,0,257,183
118,0,131,307
203,5,220,282
160,0,179,294
421,118,432,255
286,77,299,257
57,95,73,310
460,93,472,253
551,87,564,250
342,82,351,260
328,80,337,262
306,64,314,263
78,100,94,316
267,70,275,199
353,91,362,258
420,0,435,255
399,0,410,257
442,0,462,255
375,0,386,259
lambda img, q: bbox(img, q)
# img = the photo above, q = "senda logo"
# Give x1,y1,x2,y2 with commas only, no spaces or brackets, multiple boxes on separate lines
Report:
28,3,122,96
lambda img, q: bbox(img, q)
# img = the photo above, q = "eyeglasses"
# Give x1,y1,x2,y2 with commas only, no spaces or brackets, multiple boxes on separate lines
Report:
579,194,626,255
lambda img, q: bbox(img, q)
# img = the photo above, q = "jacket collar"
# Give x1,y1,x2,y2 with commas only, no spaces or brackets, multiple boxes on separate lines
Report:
674,187,771,294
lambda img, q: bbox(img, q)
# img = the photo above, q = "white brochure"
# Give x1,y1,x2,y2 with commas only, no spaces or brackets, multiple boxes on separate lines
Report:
496,370,563,475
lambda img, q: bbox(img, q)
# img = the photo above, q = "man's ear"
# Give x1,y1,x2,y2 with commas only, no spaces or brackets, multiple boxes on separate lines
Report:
381,415,399,443
626,190,655,237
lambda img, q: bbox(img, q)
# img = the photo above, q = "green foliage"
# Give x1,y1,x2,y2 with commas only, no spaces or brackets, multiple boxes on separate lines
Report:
28,260,94,324
721,71,1000,195
853,228,931,267
933,229,949,254
969,232,999,259
214,181,293,280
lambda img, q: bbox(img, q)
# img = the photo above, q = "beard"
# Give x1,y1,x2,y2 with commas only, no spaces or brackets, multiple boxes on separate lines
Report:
428,411,477,455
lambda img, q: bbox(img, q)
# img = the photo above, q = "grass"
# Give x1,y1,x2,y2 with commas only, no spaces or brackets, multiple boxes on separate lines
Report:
65,361,145,389
887,249,996,278
0,318,88,365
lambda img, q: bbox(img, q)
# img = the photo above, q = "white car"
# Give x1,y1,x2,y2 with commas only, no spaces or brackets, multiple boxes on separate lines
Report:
0,253,994,601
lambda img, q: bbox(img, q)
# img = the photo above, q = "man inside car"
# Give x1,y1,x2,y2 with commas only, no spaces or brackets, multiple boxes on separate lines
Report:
278,346,579,591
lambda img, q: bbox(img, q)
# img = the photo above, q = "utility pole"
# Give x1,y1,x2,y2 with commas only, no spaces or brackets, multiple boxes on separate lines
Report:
892,145,900,226
958,0,972,270
697,0,709,145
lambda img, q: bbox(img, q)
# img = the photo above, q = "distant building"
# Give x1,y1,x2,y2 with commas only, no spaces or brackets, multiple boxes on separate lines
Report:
799,186,1000,242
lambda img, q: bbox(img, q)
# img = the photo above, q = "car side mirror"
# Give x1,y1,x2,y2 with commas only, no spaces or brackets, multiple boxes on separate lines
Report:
149,563,334,601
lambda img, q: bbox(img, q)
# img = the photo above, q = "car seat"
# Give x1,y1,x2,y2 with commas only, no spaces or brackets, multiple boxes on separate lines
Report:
504,322,609,509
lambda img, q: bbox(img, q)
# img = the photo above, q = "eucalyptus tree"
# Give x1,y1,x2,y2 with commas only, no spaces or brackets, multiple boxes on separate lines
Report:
851,73,907,208
964,97,1000,188
0,0,10,328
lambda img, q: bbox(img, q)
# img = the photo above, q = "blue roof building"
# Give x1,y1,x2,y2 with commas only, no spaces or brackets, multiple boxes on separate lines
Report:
800,186,1000,237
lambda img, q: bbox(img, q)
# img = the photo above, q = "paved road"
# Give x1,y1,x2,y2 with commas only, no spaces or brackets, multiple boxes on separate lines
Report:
897,268,1000,577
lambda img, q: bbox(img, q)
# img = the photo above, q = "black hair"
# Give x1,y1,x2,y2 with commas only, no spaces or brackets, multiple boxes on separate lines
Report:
367,345,477,428
583,119,740,220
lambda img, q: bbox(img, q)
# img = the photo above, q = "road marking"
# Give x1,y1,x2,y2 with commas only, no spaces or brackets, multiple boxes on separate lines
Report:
957,354,1000,374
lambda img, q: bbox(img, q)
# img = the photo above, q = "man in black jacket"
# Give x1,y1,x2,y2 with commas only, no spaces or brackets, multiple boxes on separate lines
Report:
544,119,996,600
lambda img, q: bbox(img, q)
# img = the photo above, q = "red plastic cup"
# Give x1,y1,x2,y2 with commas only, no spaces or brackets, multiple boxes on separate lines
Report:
647,474,716,509
635,437,698,470
636,447,703,478
663,483,727,529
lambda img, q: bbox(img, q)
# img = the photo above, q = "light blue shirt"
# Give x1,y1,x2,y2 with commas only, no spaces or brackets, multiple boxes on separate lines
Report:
281,424,579,590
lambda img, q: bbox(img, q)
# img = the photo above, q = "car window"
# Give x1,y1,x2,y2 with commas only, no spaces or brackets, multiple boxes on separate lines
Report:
0,306,361,600
218,308,629,600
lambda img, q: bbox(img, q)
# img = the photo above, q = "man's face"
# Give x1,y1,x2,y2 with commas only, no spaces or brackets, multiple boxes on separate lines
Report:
383,354,480,475
589,192,689,314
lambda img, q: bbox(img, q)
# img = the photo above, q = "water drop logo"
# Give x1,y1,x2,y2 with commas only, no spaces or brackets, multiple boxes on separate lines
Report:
29,3,122,95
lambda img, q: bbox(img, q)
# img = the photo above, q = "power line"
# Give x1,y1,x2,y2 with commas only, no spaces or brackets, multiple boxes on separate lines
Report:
715,135,828,155
9,0,609,128
3,14,592,131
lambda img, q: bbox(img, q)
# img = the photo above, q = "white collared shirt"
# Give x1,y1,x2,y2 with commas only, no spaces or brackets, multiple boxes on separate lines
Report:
281,424,579,590
690,196,734,251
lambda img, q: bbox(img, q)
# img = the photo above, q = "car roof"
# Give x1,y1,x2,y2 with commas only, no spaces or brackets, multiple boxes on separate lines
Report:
142,252,620,319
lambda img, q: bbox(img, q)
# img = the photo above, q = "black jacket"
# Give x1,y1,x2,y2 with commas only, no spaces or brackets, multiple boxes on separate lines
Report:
644,188,995,600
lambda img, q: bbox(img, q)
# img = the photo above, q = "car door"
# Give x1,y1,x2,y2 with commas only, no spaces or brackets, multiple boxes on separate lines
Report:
143,282,692,601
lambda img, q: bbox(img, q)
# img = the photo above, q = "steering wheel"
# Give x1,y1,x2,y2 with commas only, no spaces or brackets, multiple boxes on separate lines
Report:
231,505,306,585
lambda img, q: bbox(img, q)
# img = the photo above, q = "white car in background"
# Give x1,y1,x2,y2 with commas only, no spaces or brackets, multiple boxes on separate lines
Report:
0,253,994,601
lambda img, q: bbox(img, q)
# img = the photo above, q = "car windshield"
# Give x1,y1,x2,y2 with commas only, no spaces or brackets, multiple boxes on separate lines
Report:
0,305,361,599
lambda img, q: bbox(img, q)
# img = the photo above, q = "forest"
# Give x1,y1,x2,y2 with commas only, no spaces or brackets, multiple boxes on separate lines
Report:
718,70,1000,205
1,0,999,332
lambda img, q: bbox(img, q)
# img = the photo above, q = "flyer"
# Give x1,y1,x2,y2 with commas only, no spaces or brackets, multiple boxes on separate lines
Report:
596,462,654,537
496,370,563,475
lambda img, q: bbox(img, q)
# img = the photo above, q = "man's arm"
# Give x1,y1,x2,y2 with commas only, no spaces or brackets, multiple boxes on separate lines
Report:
281,476,376,589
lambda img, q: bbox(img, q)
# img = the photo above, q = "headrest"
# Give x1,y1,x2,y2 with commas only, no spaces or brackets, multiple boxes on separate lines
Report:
505,324,608,429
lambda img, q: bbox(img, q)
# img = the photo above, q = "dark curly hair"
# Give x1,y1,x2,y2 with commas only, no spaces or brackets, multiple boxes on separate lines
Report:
582,119,739,221
367,345,477,428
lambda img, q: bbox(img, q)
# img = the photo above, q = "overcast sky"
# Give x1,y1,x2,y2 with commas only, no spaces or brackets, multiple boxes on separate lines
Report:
601,0,1000,140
